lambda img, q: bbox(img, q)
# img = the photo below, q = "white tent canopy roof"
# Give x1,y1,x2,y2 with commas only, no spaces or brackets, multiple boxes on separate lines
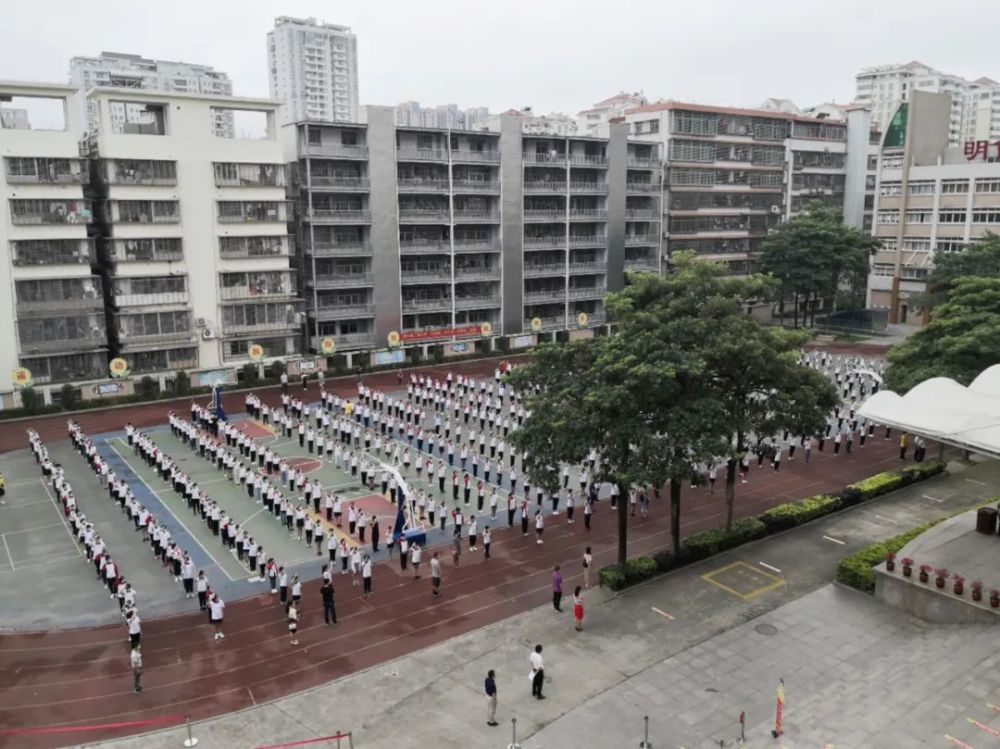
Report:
858,364,1000,459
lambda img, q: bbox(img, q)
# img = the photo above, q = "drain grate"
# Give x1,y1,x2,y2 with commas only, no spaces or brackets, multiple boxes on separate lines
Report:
755,623,778,636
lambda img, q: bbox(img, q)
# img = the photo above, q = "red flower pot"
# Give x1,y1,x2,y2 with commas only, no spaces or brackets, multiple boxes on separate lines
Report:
919,571,929,583
902,566,912,578
972,589,983,602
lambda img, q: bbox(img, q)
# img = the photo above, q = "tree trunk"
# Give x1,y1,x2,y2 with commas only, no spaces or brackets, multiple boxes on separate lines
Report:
616,480,628,566
778,286,785,328
670,478,682,557
724,432,744,532
792,291,799,329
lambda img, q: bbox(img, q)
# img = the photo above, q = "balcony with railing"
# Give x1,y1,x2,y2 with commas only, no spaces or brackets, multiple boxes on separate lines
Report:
218,201,289,224
108,237,183,263
454,266,501,282
625,208,659,220
524,181,567,193
524,208,566,222
455,294,500,310
219,272,297,302
219,234,294,259
17,315,107,355
303,143,369,159
10,199,92,225
624,234,659,246
570,182,608,194
221,303,303,335
308,175,370,191
523,153,567,166
5,157,88,184
627,156,659,168
11,238,93,266
402,296,453,313
524,235,567,250
15,278,103,314
452,180,500,193
569,234,606,247
524,263,566,278
106,200,180,224
401,268,452,285
308,272,374,289
569,208,608,220
115,312,195,346
105,159,177,186
397,178,449,193
312,303,375,322
311,332,376,350
523,315,566,331
400,238,451,255
625,257,660,273
214,162,284,188
626,181,660,193
568,284,606,300
397,148,448,162
307,207,371,224
569,154,608,167
453,237,501,253
399,208,451,223
453,207,499,222
451,150,501,164
307,239,372,257
524,287,565,304
569,261,605,275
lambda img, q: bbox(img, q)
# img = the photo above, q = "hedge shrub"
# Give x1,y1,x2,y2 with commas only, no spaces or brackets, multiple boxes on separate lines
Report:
848,471,904,500
599,556,658,591
836,519,945,594
678,518,767,564
760,494,841,534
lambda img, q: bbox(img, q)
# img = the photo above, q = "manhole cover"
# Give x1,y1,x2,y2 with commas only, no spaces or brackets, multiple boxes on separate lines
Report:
755,623,778,636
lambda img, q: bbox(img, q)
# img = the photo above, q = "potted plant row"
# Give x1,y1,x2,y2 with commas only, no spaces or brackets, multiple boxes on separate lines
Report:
919,564,933,584
934,568,950,589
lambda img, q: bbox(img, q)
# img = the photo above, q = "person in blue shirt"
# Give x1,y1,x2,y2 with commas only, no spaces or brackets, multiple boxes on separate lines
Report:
485,669,498,726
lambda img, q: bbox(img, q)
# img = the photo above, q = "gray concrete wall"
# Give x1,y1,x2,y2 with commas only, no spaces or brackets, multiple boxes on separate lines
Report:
499,116,524,335
605,122,628,292
908,91,952,167
875,568,1000,624
367,106,402,343
843,109,872,230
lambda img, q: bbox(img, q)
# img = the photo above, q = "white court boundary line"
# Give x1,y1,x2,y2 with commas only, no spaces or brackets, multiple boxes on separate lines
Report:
0,551,81,576
107,442,238,582
759,562,782,574
38,478,84,557
1,522,64,536
2,535,14,570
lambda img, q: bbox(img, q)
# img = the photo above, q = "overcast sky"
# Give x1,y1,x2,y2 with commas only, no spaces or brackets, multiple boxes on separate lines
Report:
3,0,999,114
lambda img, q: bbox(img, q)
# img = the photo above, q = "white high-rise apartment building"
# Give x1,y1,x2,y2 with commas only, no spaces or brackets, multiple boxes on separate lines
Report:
394,102,491,130
69,52,233,137
855,61,1000,145
268,16,359,124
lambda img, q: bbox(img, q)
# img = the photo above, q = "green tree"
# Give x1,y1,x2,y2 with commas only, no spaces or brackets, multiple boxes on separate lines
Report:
918,233,1000,310
885,276,1000,392
758,203,879,327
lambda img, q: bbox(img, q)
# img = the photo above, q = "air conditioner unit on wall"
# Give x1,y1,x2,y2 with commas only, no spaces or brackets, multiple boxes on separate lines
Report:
202,329,216,340
195,318,207,328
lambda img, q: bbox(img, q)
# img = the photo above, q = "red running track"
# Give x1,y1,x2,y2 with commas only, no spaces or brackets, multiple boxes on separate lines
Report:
0,357,525,454
0,433,906,749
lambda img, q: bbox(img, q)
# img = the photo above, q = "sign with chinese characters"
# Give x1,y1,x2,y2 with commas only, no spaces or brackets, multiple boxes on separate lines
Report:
964,140,1000,161
399,325,481,343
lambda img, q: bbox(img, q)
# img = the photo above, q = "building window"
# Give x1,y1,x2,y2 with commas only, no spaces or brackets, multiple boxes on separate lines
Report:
941,179,969,194
907,181,935,195
902,239,931,251
975,178,1000,193
879,182,902,196
936,240,967,253
877,210,900,225
937,210,966,224
904,210,933,224
972,209,1000,224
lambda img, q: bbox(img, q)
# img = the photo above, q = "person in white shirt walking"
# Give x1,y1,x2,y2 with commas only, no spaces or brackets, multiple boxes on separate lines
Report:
530,644,545,699
287,601,299,646
410,543,422,579
430,552,441,598
361,554,373,597
130,644,143,694
209,594,225,640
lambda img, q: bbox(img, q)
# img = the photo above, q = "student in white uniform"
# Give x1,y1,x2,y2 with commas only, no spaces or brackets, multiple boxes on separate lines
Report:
209,594,226,640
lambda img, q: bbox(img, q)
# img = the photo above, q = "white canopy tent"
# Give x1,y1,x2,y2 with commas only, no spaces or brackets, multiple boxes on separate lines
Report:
858,364,1000,459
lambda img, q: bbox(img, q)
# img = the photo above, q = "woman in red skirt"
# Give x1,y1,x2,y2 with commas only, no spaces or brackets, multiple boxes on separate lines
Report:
573,586,584,632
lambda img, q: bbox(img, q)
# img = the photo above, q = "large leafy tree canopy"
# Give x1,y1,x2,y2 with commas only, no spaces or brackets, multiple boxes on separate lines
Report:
511,254,840,561
918,233,1000,309
885,276,1000,392
757,203,880,326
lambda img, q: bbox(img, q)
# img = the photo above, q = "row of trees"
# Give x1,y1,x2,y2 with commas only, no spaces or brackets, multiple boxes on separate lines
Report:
885,235,1000,392
508,255,839,566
